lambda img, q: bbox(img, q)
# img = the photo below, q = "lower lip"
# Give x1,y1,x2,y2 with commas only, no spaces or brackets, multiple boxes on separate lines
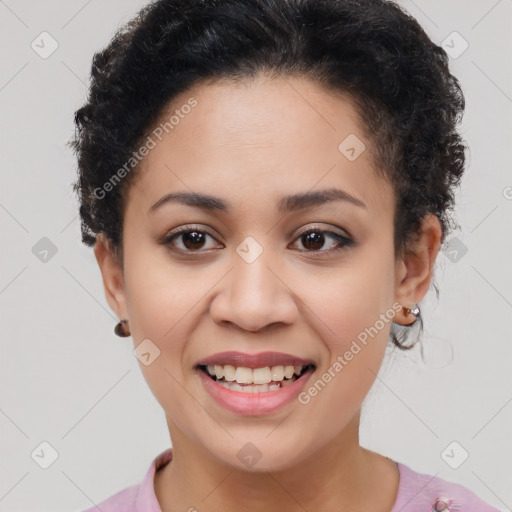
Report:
197,367,315,416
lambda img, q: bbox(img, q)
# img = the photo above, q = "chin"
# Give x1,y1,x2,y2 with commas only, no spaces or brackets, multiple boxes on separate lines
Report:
205,437,310,474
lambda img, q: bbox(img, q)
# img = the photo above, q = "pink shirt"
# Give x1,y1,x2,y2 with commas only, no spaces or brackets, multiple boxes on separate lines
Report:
80,448,500,511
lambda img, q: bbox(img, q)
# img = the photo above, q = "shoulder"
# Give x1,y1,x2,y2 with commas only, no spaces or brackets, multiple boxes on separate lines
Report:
394,462,501,512
79,483,139,512
77,448,173,512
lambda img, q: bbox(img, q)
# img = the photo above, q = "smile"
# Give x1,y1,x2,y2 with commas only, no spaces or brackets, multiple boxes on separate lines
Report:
196,363,316,415
199,363,315,392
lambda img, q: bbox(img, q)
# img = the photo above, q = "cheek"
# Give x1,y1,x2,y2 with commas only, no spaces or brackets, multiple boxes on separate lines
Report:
298,275,393,432
121,246,197,396
123,243,203,338
124,261,196,422
297,254,396,419
304,259,393,352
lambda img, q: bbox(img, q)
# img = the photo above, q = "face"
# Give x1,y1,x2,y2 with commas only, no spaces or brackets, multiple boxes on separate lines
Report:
95,74,437,472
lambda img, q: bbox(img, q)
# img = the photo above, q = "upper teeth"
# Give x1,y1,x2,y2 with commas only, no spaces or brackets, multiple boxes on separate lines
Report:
205,364,305,384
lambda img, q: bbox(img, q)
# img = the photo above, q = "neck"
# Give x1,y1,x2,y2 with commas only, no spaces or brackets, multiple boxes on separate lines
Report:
154,411,399,512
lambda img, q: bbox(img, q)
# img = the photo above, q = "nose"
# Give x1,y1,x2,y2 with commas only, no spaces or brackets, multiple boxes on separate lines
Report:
209,245,298,333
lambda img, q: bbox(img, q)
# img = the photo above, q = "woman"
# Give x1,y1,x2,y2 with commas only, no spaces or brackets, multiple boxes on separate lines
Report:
70,0,500,510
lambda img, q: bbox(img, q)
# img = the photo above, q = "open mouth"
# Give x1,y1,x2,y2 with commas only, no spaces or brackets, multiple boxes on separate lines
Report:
197,363,316,393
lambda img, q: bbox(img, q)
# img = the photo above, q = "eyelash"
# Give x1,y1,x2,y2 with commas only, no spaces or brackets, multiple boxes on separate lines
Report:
160,224,355,256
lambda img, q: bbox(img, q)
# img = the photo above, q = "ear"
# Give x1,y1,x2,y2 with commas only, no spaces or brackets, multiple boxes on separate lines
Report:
94,232,128,320
394,214,442,325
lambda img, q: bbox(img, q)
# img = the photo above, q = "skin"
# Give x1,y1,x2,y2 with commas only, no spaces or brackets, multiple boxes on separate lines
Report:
94,74,442,512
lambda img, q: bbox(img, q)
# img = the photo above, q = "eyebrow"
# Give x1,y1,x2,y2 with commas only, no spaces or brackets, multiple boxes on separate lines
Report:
149,187,367,215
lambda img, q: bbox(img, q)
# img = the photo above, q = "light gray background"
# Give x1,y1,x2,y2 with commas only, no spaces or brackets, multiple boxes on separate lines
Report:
0,1,511,510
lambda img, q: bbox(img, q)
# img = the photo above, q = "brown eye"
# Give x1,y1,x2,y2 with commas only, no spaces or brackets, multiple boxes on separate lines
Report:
179,230,208,250
301,230,325,250
160,225,354,256
292,228,354,254
161,226,221,253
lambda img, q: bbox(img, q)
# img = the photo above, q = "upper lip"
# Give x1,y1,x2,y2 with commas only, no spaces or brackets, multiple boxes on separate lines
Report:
195,351,316,369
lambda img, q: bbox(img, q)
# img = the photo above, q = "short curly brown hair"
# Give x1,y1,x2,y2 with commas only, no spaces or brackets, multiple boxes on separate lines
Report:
69,0,467,350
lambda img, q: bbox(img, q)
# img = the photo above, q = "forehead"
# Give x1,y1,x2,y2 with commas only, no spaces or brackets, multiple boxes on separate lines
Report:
127,74,394,218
